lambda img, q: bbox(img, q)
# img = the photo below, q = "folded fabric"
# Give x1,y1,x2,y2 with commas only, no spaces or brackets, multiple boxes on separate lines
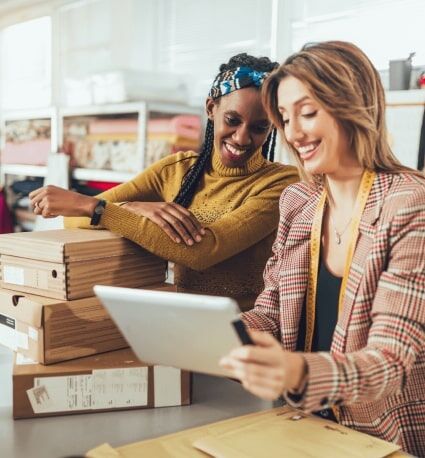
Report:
87,133,138,142
89,119,138,135
1,139,51,165
86,181,120,191
147,133,200,149
11,178,44,196
148,115,201,140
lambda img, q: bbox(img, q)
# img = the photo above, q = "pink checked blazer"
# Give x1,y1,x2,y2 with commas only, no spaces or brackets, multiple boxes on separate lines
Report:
243,172,425,455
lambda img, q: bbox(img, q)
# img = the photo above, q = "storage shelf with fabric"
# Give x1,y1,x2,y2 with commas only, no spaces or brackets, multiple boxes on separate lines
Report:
0,102,203,232
59,102,203,186
0,107,58,232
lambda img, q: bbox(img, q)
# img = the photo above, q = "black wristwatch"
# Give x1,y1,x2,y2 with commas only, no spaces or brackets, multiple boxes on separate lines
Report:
90,199,106,226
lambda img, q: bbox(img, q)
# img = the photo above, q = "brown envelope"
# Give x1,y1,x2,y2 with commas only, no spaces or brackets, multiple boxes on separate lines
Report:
86,407,407,458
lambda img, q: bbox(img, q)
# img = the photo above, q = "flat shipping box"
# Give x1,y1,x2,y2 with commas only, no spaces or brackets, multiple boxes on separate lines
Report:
0,283,177,364
13,348,191,419
0,229,166,300
0,287,128,364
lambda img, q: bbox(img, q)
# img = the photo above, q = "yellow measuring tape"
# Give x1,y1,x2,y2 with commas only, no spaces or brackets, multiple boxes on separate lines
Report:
305,169,376,420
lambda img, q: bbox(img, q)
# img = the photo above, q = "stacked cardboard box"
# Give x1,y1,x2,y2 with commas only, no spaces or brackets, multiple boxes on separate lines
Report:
0,229,166,299
13,348,191,419
0,229,191,418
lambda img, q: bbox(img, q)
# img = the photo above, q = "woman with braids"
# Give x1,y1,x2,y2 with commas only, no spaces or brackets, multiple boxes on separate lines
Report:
30,53,298,310
220,42,425,454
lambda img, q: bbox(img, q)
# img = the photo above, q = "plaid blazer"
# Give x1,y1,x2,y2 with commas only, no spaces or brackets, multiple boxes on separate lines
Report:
243,172,425,456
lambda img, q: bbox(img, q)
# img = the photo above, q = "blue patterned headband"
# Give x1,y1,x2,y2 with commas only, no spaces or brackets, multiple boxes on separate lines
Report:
208,66,270,99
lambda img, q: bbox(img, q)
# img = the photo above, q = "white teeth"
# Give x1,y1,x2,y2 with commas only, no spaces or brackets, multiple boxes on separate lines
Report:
226,143,246,156
297,143,319,154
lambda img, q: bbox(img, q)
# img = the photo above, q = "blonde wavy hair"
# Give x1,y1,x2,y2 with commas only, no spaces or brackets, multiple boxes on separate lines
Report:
262,40,416,183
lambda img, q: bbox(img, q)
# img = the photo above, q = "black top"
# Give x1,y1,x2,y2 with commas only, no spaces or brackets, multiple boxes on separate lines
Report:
296,258,342,352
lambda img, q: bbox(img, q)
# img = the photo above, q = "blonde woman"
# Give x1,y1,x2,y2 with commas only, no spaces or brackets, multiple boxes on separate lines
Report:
221,41,425,455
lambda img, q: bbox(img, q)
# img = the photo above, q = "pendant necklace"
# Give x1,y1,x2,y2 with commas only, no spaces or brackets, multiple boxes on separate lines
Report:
328,210,352,245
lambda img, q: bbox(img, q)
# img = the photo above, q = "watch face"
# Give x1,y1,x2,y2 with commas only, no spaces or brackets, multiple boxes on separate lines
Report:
95,202,106,215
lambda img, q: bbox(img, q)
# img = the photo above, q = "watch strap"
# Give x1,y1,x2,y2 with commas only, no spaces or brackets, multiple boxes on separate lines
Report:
90,199,106,226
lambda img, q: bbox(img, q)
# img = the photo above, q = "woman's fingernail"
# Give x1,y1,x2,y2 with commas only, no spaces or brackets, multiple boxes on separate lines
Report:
201,228,206,235
195,235,202,242
188,239,194,246
175,238,181,243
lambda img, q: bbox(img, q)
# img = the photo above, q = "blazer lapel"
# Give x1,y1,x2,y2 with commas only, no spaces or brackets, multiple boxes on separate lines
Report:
334,173,394,352
279,188,323,351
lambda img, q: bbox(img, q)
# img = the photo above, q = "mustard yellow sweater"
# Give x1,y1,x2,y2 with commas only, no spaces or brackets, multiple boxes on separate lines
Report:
65,150,298,310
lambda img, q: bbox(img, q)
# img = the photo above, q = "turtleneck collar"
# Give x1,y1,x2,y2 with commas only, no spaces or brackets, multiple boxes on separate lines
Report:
210,147,266,177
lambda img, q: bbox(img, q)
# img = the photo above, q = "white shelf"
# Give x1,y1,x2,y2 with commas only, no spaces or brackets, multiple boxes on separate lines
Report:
60,102,145,117
72,168,136,183
1,107,57,121
0,164,136,183
0,164,48,177
386,89,425,105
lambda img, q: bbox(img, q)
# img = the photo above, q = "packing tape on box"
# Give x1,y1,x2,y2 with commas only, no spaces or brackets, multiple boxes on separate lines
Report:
26,367,149,414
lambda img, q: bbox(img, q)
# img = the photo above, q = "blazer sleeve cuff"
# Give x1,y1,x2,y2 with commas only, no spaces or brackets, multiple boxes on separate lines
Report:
285,352,344,412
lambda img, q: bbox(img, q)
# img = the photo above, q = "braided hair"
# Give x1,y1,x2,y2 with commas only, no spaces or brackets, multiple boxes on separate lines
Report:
174,53,279,208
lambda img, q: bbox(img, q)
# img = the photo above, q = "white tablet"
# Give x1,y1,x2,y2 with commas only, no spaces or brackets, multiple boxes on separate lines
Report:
94,285,247,377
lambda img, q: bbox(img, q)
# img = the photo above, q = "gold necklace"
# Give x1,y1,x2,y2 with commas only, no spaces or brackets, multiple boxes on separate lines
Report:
328,206,352,245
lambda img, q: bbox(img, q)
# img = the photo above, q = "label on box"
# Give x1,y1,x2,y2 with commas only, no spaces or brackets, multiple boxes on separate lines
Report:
27,367,148,414
27,385,55,413
29,375,93,413
154,366,181,407
3,265,25,286
92,368,148,409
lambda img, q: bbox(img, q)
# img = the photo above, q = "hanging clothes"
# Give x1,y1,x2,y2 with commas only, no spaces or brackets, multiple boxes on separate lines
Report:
0,190,14,234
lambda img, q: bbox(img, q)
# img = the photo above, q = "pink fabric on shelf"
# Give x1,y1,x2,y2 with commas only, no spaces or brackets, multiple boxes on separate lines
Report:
89,119,139,134
148,115,201,140
1,139,51,165
0,191,14,234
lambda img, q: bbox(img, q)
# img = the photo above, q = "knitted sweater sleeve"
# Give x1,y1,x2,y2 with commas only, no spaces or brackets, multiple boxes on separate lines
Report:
65,165,298,270
65,156,171,225
64,153,195,229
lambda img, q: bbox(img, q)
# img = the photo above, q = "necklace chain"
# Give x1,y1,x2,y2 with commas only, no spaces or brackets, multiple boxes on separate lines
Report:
328,206,352,245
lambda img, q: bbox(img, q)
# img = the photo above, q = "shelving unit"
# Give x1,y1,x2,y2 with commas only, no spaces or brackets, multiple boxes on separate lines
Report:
0,100,203,231
385,89,425,170
59,101,202,181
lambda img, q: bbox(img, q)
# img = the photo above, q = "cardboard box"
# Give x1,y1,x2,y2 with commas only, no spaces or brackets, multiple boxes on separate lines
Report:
0,283,177,365
13,348,191,419
0,229,166,300
0,287,129,364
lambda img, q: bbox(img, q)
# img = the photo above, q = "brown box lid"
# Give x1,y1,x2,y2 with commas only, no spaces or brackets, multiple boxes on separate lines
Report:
13,348,143,376
0,229,145,263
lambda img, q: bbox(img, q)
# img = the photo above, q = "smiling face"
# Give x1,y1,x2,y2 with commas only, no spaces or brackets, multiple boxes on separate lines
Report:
206,87,271,168
277,76,359,177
